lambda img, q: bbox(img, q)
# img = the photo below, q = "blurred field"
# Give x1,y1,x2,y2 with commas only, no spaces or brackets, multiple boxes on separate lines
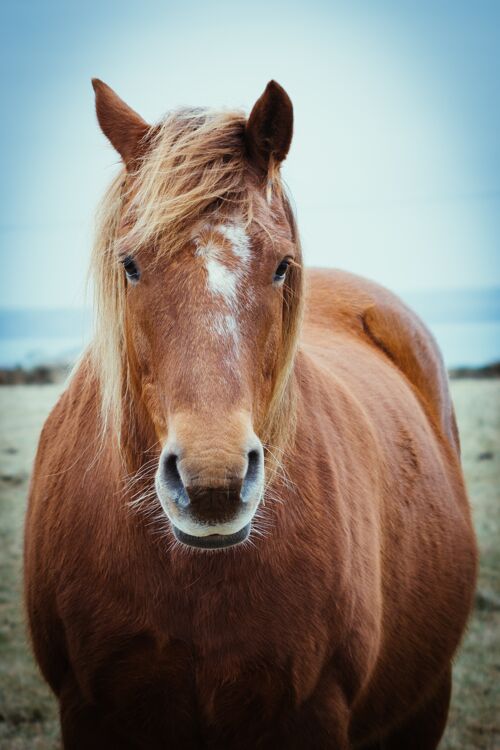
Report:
0,381,498,748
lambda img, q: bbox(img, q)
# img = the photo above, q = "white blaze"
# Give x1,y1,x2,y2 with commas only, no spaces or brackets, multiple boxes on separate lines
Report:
204,256,238,306
212,312,239,350
194,222,251,352
216,223,251,262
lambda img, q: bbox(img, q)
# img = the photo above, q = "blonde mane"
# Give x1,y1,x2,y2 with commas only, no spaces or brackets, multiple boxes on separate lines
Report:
89,106,304,473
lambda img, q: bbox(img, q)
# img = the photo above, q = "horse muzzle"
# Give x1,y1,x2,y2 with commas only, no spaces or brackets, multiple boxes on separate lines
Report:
154,421,264,549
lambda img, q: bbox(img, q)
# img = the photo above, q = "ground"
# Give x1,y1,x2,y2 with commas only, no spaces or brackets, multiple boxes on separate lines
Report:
0,381,498,748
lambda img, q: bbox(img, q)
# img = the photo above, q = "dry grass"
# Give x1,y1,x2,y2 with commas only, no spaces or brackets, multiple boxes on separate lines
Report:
0,380,498,748
0,385,62,748
440,380,500,750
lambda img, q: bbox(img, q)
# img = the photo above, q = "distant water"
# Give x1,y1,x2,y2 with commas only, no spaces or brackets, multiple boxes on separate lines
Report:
0,309,90,369
402,287,500,368
0,288,499,369
428,321,500,368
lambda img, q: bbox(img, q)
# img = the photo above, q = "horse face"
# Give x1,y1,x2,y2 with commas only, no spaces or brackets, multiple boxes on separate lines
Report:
127,208,295,549
93,80,296,549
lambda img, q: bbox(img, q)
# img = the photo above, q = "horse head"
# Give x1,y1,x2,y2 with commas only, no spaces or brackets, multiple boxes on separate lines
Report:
91,79,303,549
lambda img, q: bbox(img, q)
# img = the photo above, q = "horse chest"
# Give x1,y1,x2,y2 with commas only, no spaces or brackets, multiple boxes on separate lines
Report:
78,627,332,746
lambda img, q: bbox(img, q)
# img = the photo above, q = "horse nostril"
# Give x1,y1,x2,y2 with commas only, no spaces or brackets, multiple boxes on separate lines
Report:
247,450,260,480
242,448,263,502
164,453,180,481
161,453,188,506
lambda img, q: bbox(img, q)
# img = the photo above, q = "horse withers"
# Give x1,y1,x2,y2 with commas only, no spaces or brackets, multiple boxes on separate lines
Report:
24,79,477,749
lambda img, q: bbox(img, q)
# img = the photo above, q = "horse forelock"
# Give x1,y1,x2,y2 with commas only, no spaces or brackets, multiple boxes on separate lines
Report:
86,106,304,475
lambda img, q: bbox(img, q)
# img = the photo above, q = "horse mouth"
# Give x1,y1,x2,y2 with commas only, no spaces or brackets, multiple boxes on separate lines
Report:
172,524,251,550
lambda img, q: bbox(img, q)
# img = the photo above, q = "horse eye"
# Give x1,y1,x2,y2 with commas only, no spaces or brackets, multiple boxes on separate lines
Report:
122,256,140,284
273,259,290,283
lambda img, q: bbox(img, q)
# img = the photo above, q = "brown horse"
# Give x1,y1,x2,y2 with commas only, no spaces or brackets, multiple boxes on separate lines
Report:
24,79,477,749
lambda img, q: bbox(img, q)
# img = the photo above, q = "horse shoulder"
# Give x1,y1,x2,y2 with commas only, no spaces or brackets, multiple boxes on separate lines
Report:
304,268,460,456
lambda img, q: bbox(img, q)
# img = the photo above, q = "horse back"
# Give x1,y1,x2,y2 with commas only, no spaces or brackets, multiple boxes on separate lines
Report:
303,268,460,455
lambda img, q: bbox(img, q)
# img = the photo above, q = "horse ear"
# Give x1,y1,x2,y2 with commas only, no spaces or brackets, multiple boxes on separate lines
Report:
92,79,151,170
245,81,293,175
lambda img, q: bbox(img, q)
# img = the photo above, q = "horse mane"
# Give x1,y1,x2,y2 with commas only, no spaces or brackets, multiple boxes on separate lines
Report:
88,106,304,474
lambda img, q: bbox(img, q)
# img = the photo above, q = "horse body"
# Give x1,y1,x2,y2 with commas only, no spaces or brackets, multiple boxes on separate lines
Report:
24,81,476,749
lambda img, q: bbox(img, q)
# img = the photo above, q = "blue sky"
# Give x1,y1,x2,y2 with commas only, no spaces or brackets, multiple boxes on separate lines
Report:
1,0,499,308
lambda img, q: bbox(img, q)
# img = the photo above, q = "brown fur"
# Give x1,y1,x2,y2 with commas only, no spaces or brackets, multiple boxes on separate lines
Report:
24,82,477,749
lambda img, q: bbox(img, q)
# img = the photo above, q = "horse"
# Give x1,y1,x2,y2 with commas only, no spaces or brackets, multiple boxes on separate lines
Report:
24,79,477,749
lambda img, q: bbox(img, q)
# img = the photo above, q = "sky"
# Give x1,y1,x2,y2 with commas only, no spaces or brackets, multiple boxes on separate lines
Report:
1,0,499,308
